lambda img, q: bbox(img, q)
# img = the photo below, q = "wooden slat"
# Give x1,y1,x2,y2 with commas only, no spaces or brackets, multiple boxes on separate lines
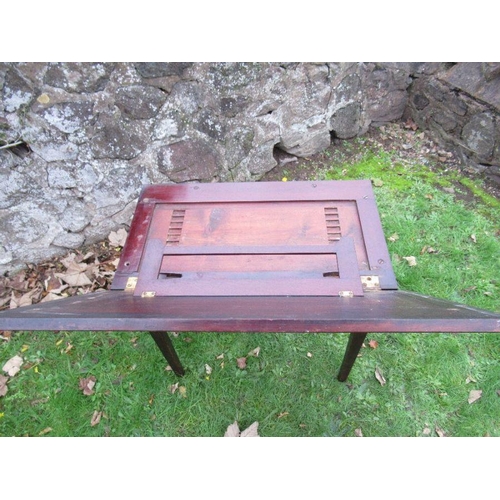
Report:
0,290,498,333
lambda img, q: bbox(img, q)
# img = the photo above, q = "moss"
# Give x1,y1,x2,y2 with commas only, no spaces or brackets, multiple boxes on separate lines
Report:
459,177,500,211
324,151,454,192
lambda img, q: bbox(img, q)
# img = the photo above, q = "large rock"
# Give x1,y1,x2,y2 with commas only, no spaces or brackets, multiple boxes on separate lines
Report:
157,139,221,182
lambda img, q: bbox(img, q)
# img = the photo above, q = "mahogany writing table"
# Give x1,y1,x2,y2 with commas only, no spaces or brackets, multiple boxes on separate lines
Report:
1,180,499,381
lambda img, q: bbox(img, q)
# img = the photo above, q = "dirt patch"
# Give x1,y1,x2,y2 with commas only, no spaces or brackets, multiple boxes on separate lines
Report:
264,119,500,203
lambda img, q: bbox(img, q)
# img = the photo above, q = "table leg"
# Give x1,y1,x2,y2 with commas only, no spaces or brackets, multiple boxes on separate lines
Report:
337,332,367,382
149,331,185,376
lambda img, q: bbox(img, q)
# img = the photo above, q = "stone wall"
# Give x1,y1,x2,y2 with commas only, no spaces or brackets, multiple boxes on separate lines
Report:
405,62,500,184
0,62,499,274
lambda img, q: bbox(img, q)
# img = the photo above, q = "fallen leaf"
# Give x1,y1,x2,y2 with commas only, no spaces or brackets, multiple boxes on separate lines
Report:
465,376,477,384
470,234,477,243
38,427,53,436
178,386,187,398
277,412,289,419
248,346,260,357
236,357,247,369
108,228,128,248
368,339,379,349
307,352,313,358
224,421,260,437
2,355,23,376
205,364,212,375
404,256,417,267
435,425,446,437
0,374,8,397
79,375,96,396
240,421,260,437
40,292,65,303
372,178,384,187
56,261,93,287
216,353,224,360
496,390,500,397
468,389,482,404
423,427,431,436
90,410,102,427
224,421,241,437
0,331,12,341
169,382,179,394
388,233,399,242
354,428,363,437
9,288,41,309
375,366,386,386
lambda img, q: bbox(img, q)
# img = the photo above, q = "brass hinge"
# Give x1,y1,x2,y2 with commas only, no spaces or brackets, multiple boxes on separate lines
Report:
339,291,354,298
125,277,138,291
361,276,380,291
141,291,156,298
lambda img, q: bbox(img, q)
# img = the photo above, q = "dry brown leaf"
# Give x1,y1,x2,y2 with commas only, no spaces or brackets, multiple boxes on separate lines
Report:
248,346,261,357
56,261,93,287
169,382,179,394
496,390,500,397
435,425,446,437
90,410,102,427
470,234,477,243
306,352,313,358
108,228,128,247
465,375,477,384
38,427,53,436
277,412,289,419
205,364,212,375
79,375,96,396
178,386,187,398
216,353,224,360
0,374,8,397
3,355,23,376
224,421,241,437
354,428,364,437
468,389,482,404
388,233,399,242
224,421,260,437
240,421,260,437
0,331,12,341
40,292,65,303
368,339,379,349
375,366,386,386
9,288,41,309
404,256,417,267
236,357,247,369
422,427,431,436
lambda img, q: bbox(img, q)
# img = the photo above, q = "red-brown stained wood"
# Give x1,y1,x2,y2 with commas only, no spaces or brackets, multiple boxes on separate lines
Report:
1,180,499,382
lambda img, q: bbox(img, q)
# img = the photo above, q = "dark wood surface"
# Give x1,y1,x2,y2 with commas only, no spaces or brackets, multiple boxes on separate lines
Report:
2,180,499,381
112,180,398,291
1,290,498,332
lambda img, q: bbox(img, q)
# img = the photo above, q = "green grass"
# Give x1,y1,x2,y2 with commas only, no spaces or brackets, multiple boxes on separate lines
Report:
1,149,499,437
